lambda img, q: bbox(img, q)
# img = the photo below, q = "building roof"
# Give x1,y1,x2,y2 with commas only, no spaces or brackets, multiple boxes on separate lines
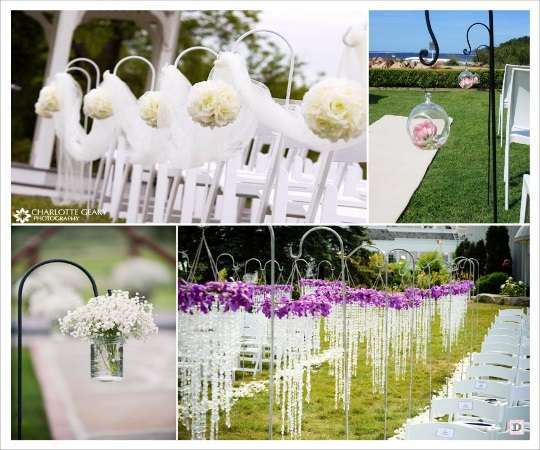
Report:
366,228,458,241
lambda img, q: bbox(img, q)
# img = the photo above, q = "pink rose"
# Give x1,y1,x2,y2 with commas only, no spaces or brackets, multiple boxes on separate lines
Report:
412,119,438,149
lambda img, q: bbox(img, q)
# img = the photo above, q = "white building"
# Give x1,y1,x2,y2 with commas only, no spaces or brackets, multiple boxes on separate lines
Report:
365,226,460,262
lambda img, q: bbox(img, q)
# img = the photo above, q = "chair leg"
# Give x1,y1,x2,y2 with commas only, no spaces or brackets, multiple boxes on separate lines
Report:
504,139,510,210
519,176,529,223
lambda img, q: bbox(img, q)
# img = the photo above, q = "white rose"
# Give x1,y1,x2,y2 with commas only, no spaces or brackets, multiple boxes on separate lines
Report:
35,101,53,118
302,78,365,142
186,80,241,128
35,85,60,117
138,91,161,128
83,87,113,119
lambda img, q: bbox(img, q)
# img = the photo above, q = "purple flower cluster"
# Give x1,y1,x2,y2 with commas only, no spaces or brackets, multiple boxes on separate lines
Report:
178,280,254,314
178,279,474,317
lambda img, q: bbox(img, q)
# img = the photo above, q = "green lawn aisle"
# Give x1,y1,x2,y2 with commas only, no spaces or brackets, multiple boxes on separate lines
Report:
179,302,506,440
11,349,52,440
369,89,529,223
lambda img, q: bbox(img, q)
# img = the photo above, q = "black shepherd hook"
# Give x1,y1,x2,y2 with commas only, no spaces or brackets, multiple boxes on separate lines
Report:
16,259,100,440
463,22,491,57
418,11,440,66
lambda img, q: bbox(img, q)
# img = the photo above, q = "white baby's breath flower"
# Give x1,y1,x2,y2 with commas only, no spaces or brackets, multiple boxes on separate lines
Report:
138,91,161,127
186,80,240,128
58,290,158,341
302,78,365,142
35,85,60,117
83,87,113,119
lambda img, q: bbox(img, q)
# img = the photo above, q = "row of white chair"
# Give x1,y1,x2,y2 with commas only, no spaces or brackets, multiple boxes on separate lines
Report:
94,120,366,224
406,307,530,440
498,64,530,213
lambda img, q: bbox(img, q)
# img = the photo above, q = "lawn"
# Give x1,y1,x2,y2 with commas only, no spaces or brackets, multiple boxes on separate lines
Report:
11,349,52,440
369,89,529,223
178,302,508,440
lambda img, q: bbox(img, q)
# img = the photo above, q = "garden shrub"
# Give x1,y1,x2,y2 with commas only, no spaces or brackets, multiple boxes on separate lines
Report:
369,68,504,89
476,272,508,294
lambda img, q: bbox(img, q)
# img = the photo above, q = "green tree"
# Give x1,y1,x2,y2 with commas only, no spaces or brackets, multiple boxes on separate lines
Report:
477,36,530,67
485,226,511,275
178,226,367,283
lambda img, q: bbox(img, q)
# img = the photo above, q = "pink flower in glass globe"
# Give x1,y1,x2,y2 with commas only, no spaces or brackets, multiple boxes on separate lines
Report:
412,119,438,149
459,77,475,89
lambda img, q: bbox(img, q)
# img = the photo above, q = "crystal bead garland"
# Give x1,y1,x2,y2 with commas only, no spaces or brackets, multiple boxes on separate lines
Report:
272,310,321,438
178,296,242,439
437,293,469,351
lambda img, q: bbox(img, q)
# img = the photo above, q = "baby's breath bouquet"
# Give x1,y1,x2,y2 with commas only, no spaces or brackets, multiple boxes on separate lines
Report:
59,290,158,381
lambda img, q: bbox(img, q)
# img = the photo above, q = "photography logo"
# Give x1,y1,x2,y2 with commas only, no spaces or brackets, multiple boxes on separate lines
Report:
13,208,31,224
508,419,525,435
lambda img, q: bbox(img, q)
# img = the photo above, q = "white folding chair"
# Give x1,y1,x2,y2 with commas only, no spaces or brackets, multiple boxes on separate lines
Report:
519,174,529,223
454,379,529,405
498,64,528,141
472,352,530,370
467,365,529,384
504,67,530,210
405,422,495,440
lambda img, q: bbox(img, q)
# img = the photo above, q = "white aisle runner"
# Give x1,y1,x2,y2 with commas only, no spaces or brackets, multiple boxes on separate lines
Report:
369,115,439,223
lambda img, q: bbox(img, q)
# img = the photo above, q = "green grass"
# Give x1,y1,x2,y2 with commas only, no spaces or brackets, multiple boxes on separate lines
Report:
11,348,52,440
369,89,529,223
11,195,119,223
179,302,508,440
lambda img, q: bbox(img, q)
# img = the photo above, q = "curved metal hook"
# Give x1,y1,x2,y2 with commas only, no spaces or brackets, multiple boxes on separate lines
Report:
113,55,156,91
232,28,295,106
174,46,218,68
215,252,239,278
244,257,263,275
418,11,440,66
463,22,491,57
66,57,101,85
66,67,92,94
66,66,92,130
317,259,334,279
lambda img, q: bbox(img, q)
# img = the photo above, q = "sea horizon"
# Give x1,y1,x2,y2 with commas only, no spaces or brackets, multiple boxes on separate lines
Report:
370,51,469,61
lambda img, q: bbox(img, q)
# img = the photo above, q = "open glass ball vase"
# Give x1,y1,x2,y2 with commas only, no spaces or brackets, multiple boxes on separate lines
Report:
407,92,450,150
458,69,479,89
90,336,124,382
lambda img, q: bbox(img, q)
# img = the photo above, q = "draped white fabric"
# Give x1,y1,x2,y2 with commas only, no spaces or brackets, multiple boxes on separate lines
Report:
157,64,259,169
52,72,116,162
215,51,365,153
99,71,168,167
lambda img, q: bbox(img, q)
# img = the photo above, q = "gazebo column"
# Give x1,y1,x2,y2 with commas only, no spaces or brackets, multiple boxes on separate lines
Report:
150,12,181,88
29,11,83,169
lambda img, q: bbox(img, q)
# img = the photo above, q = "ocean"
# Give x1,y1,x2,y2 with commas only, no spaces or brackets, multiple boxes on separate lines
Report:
369,51,468,62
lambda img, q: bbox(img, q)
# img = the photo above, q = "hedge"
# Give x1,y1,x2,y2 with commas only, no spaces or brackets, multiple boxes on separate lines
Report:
476,272,508,294
369,68,504,89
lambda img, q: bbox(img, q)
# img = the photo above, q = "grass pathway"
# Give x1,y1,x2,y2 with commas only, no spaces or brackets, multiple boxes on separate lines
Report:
369,89,529,223
179,302,506,440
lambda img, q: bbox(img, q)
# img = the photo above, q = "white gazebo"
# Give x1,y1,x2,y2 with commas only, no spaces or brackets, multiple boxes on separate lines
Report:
17,10,181,183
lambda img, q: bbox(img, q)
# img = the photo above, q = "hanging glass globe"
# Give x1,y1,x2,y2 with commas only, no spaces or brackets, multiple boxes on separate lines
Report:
457,69,479,89
406,92,450,150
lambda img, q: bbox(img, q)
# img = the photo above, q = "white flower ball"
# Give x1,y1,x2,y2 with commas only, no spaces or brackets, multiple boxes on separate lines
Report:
34,85,60,117
302,78,365,142
83,87,113,119
138,91,161,128
186,80,241,128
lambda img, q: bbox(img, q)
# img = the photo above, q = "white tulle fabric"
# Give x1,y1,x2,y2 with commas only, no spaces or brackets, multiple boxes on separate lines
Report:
157,63,259,169
51,72,116,162
98,71,169,167
337,26,366,84
215,51,365,153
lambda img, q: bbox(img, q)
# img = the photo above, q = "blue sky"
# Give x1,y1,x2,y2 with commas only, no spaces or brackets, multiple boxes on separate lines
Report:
369,10,530,53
